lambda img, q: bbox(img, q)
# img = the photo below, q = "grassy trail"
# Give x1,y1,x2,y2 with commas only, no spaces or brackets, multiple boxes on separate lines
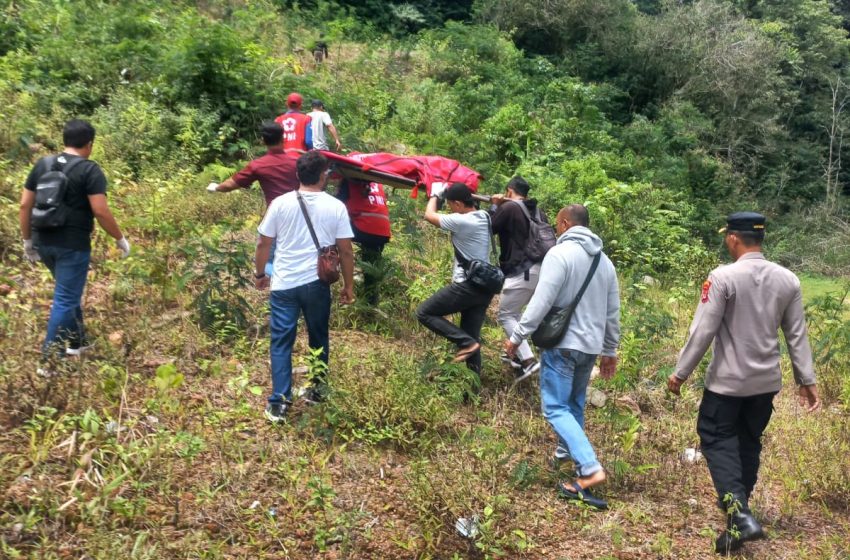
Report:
2,265,848,559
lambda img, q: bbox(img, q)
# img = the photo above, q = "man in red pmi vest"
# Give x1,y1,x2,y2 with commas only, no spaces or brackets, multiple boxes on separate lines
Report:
336,179,391,306
274,92,312,151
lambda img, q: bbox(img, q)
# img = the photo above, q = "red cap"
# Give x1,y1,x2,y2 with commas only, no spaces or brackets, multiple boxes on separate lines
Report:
286,92,303,108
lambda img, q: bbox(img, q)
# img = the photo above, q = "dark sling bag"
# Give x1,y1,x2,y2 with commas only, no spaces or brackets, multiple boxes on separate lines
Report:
531,252,601,348
451,212,505,295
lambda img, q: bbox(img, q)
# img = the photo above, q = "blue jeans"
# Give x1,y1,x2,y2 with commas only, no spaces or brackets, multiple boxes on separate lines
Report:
268,280,331,404
37,245,91,358
540,348,602,477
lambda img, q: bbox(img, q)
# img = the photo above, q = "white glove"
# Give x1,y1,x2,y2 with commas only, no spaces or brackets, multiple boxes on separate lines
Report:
116,237,131,258
430,181,448,199
206,182,219,192
23,239,39,263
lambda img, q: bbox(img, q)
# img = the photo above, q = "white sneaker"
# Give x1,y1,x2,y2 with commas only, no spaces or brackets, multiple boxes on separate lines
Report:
66,344,94,357
500,352,521,369
513,359,540,383
264,402,290,423
554,445,571,461
549,445,573,469
36,367,60,378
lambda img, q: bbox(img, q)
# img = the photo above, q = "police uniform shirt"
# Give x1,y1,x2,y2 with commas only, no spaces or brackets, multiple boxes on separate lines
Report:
673,252,816,397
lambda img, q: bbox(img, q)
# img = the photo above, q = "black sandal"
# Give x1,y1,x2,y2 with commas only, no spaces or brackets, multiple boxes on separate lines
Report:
557,481,609,510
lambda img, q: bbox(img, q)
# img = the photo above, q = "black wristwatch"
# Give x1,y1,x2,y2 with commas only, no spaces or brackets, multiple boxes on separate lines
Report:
254,272,266,279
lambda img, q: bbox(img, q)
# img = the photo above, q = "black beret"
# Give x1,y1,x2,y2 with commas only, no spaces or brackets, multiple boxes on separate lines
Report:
723,211,766,233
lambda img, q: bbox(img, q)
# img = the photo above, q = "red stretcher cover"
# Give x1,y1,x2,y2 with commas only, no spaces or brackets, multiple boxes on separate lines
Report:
321,151,481,198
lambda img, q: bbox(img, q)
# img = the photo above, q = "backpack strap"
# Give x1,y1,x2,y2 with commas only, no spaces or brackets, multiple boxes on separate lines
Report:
511,199,547,223
512,199,532,221
43,155,60,171
47,154,86,175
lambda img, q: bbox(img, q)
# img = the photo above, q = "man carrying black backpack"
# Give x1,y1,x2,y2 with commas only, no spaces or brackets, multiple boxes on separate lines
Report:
489,176,556,383
19,119,130,372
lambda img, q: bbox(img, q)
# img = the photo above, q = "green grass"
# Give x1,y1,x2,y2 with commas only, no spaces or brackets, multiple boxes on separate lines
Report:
2,227,849,558
800,274,849,303
1,5,849,556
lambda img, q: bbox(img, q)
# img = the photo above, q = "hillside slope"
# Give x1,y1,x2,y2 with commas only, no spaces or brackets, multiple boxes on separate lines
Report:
1,1,849,558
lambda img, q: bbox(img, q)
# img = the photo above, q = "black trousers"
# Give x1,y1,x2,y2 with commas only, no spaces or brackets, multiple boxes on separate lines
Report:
353,227,389,306
415,281,493,373
697,389,777,510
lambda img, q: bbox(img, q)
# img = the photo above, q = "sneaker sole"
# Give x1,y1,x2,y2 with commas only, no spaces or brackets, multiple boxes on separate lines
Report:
66,345,94,357
500,357,522,369
36,368,60,378
263,410,286,423
512,364,540,384
297,386,325,405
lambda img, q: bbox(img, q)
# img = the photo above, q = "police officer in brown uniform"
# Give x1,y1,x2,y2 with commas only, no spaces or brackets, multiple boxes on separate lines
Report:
667,212,821,555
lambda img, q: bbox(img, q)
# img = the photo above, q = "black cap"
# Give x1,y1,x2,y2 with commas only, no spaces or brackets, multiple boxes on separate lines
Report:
443,182,473,202
722,211,766,233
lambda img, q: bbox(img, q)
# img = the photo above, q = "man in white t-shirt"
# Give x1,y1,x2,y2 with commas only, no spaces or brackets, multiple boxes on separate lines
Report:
307,99,342,152
416,183,495,376
254,151,354,422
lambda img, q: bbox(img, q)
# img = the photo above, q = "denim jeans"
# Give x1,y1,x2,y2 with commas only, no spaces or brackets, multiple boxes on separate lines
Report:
540,348,602,477
415,280,493,373
268,280,331,404
37,245,91,359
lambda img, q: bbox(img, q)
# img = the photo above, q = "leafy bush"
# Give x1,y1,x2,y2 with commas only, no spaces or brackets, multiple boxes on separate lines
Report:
0,57,56,157
769,202,850,276
93,90,222,178
613,286,677,389
527,156,715,281
157,12,289,141
182,232,255,341
805,288,850,405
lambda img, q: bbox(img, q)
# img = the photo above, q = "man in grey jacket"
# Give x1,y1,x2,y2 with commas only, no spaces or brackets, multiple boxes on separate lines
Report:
668,211,820,555
504,204,620,509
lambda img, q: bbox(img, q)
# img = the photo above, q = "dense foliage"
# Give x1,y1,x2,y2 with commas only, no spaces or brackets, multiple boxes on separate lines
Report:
1,2,849,558
2,0,848,274
475,0,850,206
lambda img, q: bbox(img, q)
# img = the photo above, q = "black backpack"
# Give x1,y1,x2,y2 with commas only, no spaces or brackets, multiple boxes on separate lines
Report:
514,201,557,263
31,155,85,229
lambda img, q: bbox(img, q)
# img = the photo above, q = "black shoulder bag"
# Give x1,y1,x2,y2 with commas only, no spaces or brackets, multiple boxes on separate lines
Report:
531,252,601,348
451,212,505,295
296,191,341,285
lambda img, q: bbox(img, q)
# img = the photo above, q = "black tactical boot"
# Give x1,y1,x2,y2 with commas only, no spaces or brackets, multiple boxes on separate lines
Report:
714,511,765,555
